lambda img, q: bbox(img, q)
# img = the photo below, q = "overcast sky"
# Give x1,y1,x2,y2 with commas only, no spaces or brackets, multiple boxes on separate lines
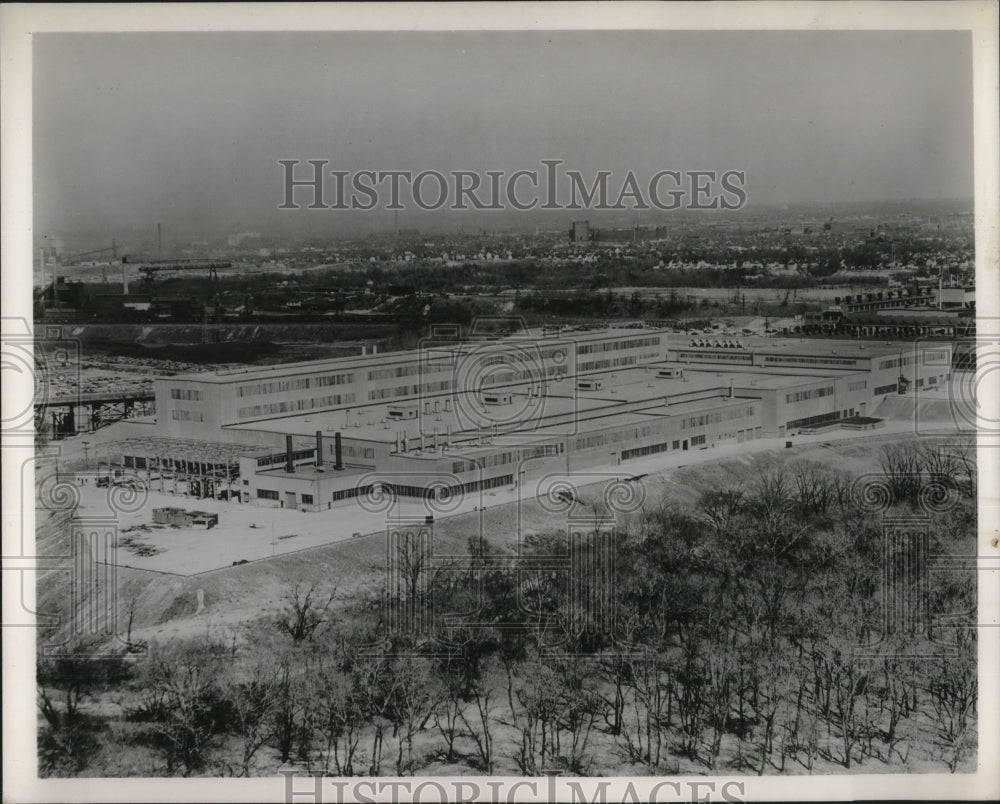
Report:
34,30,973,241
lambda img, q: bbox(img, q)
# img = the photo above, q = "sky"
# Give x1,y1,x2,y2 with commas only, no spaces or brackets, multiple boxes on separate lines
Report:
33,30,974,242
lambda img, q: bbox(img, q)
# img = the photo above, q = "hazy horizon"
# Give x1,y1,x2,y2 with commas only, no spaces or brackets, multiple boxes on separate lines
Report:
34,30,974,243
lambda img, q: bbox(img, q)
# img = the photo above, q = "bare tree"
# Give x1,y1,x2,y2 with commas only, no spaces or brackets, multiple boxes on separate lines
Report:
220,663,278,776
927,635,977,772
276,584,336,643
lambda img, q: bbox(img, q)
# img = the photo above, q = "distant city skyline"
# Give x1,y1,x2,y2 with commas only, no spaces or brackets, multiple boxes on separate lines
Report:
34,30,973,242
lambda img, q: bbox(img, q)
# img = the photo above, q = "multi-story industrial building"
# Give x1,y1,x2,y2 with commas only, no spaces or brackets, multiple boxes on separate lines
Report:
106,328,952,512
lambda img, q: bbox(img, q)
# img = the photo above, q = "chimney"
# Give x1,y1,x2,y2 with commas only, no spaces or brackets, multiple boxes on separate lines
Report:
285,435,295,473
334,431,343,470
315,430,323,467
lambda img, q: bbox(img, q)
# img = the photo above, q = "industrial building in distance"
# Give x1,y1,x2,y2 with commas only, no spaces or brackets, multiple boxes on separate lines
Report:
104,327,952,512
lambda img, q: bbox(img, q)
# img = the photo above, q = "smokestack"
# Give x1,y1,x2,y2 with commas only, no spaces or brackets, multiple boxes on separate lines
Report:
334,432,343,471
49,250,57,308
157,223,162,260
285,435,295,473
315,430,324,467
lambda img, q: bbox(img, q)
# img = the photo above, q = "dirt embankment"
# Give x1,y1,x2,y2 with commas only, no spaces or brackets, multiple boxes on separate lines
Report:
36,434,922,648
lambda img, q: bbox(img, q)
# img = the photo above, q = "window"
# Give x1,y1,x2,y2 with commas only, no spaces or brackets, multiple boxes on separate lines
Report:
690,435,706,446
301,494,314,504
785,386,834,404
622,441,670,460
787,411,842,429
578,336,661,355
257,489,279,500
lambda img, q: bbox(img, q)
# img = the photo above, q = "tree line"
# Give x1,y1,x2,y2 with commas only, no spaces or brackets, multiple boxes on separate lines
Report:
38,443,977,776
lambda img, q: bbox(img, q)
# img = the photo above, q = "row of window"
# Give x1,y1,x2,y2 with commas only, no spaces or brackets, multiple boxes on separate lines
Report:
878,356,915,370
675,350,754,363
237,373,354,398
450,443,564,475
237,392,356,419
786,411,843,430
874,383,899,396
681,405,756,430
170,388,203,401
848,380,868,391
785,385,834,404
368,379,453,400
766,355,859,367
368,363,440,381
578,336,661,355
255,449,315,468
577,350,659,373
579,354,640,372
621,441,670,460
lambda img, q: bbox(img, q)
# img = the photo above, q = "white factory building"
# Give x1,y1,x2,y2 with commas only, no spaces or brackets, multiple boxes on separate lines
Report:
105,327,952,511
